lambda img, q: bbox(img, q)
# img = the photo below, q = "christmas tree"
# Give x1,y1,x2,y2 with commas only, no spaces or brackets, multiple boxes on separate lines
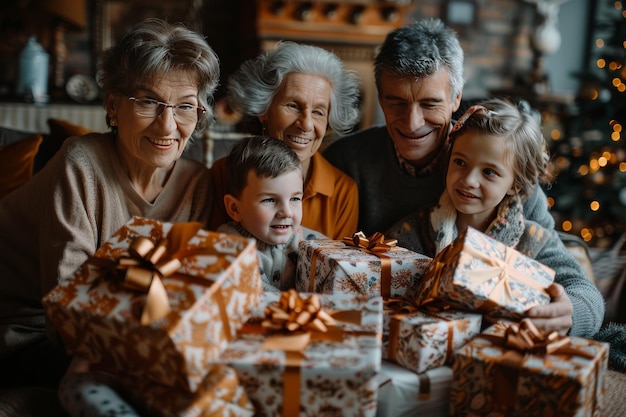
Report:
543,0,626,248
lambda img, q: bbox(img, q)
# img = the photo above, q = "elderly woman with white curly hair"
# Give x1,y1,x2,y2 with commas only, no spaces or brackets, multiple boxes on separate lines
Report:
207,41,362,240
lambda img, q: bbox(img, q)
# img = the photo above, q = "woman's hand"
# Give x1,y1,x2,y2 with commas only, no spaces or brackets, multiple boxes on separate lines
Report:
525,283,573,335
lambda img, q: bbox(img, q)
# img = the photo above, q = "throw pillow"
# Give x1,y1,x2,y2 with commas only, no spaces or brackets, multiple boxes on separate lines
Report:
0,134,43,200
35,118,91,173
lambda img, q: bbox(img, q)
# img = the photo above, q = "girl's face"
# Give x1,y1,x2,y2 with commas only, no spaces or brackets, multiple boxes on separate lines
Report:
107,69,200,171
226,169,304,246
446,130,517,229
259,73,331,163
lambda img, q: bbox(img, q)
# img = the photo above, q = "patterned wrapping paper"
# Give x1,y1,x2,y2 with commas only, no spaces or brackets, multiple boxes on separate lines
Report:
218,291,383,417
117,364,255,417
382,307,482,374
450,322,609,417
295,238,432,299
42,216,262,392
376,361,452,417
414,226,555,319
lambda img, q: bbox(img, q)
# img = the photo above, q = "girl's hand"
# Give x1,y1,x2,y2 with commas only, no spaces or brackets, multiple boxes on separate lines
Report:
525,283,573,335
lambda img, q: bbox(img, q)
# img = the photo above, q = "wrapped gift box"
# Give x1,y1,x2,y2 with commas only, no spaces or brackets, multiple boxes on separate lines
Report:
414,226,554,318
376,361,452,417
43,216,262,392
451,321,609,416
218,291,383,417
296,236,431,299
383,307,482,374
118,364,255,417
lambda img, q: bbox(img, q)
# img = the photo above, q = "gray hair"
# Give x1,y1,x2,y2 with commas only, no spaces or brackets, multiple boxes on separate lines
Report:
97,18,220,133
375,18,465,102
227,41,361,135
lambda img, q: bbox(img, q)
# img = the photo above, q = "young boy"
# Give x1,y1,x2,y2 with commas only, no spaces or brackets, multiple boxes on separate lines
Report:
218,135,326,293
385,98,605,338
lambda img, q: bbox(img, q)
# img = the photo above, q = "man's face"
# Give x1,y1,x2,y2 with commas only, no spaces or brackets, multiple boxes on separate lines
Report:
378,68,462,167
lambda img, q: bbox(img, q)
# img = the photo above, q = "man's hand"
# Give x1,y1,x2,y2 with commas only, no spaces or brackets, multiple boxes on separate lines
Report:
525,283,573,335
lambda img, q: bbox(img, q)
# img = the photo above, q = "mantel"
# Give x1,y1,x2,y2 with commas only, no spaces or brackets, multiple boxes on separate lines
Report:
0,101,108,134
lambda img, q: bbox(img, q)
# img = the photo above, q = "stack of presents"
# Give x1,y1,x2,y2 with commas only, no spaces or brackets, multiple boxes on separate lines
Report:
43,217,609,416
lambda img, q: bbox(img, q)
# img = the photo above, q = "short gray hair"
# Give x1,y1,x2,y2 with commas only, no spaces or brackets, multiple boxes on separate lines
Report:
227,41,361,135
375,18,465,102
97,18,220,133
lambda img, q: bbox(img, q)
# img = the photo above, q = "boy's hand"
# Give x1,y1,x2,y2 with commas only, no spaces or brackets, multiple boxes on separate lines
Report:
525,283,573,335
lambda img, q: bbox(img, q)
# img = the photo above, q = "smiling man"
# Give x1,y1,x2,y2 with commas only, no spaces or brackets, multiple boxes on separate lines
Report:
324,18,554,236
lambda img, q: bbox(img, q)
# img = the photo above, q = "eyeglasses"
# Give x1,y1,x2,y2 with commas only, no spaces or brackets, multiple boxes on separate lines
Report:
128,97,205,125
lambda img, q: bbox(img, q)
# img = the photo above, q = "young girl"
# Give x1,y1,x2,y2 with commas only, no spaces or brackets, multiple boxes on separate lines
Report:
218,135,326,293
385,98,605,338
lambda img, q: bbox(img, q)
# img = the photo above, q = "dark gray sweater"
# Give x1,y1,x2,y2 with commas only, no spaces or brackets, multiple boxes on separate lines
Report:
323,126,555,235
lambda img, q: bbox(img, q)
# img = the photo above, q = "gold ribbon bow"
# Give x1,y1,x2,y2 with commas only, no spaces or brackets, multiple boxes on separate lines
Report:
480,319,596,409
342,231,398,252
252,290,363,417
89,222,204,326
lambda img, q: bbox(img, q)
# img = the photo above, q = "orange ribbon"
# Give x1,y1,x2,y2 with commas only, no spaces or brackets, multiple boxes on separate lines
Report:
480,319,595,409
384,297,456,367
421,239,552,315
339,231,398,299
251,290,364,417
87,222,234,330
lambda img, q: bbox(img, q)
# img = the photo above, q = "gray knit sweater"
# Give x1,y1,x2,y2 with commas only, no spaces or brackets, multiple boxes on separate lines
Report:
385,193,605,338
217,221,326,293
323,126,555,235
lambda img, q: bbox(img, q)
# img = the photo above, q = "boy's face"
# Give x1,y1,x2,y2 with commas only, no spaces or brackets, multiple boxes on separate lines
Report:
446,130,516,229
227,169,304,246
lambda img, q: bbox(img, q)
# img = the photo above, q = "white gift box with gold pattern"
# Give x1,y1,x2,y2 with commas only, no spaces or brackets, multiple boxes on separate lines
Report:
382,307,482,374
43,216,262,392
415,226,554,318
296,237,431,299
218,291,383,417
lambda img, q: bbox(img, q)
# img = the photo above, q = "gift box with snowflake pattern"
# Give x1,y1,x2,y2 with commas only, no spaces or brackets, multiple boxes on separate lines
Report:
43,216,262,392
218,291,383,417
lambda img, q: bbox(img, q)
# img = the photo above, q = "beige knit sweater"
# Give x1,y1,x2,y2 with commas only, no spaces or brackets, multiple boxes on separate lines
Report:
0,132,212,353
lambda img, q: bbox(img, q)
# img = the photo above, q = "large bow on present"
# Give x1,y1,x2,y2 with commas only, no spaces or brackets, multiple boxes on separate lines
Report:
342,231,397,252
90,222,203,326
254,290,364,417
480,319,596,409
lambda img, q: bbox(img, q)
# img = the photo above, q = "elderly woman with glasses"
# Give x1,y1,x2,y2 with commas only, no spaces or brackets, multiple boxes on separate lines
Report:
0,18,219,392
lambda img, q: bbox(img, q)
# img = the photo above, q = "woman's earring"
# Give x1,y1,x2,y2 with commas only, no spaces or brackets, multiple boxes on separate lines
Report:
109,116,118,136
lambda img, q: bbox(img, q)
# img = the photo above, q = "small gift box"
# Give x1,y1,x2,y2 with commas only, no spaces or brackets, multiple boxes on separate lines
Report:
296,232,432,299
414,226,554,318
43,216,262,392
382,300,482,374
376,361,452,417
218,290,383,417
450,320,609,416
117,365,255,417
